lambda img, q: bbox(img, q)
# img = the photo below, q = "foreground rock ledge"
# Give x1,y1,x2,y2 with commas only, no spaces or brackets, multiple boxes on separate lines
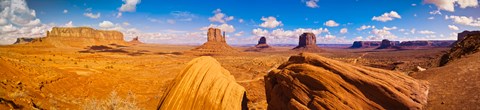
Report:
158,56,247,110
265,53,429,110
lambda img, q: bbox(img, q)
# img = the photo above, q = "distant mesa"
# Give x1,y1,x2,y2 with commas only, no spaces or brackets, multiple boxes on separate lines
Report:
158,56,247,110
13,27,127,47
350,41,382,48
440,30,480,66
245,36,274,52
128,36,143,45
190,28,238,53
292,32,323,52
376,39,400,49
351,39,456,49
13,37,41,44
265,53,429,110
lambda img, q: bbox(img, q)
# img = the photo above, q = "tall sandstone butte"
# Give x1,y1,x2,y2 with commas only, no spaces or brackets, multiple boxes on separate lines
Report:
265,53,429,110
350,41,382,48
292,33,323,52
377,39,400,49
158,56,247,110
29,27,126,47
245,36,273,52
191,28,238,53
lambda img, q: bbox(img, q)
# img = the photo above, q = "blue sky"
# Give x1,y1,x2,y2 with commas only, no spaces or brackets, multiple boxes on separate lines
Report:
0,0,479,45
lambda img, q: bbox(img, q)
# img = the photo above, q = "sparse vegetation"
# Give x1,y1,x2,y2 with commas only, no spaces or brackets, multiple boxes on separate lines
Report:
82,91,140,110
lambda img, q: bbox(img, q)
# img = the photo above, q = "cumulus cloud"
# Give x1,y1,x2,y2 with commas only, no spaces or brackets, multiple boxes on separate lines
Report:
340,28,348,34
445,15,480,27
64,21,74,27
260,16,283,28
63,9,68,14
369,28,398,40
357,25,375,31
0,0,53,45
372,11,401,22
208,9,234,24
83,12,101,19
99,21,115,28
424,0,478,12
306,0,319,8
448,25,460,30
201,24,236,33
251,28,330,43
324,20,339,27
234,31,244,37
119,0,141,12
418,30,436,34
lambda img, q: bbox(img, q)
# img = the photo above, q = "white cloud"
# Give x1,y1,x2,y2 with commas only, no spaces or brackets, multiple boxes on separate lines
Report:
382,26,397,30
123,22,130,26
324,20,339,27
1,24,18,33
372,11,401,22
63,9,68,14
119,0,141,12
448,25,460,30
260,16,283,28
357,25,375,31
234,31,244,37
325,34,336,40
306,0,319,8
412,4,417,6
99,21,115,28
64,21,74,27
424,0,478,12
208,9,234,23
116,12,122,18
83,12,101,19
0,18,7,25
429,10,442,15
419,30,436,34
340,28,348,34
201,24,235,33
428,17,435,20
252,28,269,36
370,28,398,40
445,15,480,27
238,19,244,23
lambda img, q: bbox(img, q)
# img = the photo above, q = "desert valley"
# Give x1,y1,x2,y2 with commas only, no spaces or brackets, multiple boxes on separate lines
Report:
2,0,480,110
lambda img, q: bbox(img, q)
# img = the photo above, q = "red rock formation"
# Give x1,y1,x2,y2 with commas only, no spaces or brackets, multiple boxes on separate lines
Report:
128,36,143,45
191,28,238,53
265,53,429,110
440,31,480,66
458,30,480,41
26,27,127,47
13,37,40,44
292,33,323,52
377,39,400,49
245,37,274,52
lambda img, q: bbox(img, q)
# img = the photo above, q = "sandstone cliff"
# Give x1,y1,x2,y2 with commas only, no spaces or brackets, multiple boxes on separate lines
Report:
13,37,40,44
439,31,480,66
42,27,126,47
158,56,247,110
265,53,429,110
292,33,323,52
377,39,400,49
191,28,238,54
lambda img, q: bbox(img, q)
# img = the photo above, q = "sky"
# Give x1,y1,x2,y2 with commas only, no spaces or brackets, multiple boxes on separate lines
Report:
0,0,479,45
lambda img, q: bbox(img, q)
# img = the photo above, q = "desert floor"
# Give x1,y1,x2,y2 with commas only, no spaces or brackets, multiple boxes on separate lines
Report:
0,44,449,109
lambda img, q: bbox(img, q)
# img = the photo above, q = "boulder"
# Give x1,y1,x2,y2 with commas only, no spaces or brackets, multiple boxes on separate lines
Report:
292,33,323,52
440,31,480,66
191,28,238,54
265,53,429,110
158,56,247,110
350,41,382,48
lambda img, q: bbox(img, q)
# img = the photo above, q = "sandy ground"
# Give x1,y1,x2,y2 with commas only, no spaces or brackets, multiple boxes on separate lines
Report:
0,43,449,109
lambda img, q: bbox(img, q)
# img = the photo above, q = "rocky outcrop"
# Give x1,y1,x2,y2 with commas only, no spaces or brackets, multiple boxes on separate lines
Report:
13,37,40,44
128,36,143,45
350,41,382,48
191,28,238,53
292,33,323,52
458,30,480,41
265,53,429,110
158,56,247,110
377,39,400,49
440,31,480,66
245,37,274,52
399,40,456,48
